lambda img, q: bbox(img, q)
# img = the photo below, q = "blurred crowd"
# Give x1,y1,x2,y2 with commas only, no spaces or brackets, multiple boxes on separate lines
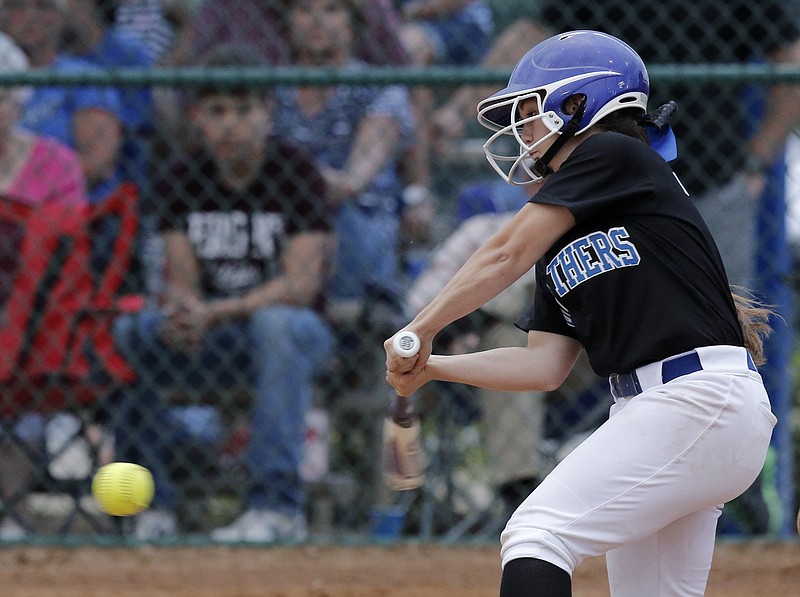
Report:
0,0,795,542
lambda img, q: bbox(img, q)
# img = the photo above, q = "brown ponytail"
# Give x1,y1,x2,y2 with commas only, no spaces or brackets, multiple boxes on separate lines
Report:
731,289,776,366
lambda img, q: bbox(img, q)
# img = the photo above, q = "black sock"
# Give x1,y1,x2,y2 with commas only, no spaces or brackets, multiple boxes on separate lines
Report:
499,558,572,597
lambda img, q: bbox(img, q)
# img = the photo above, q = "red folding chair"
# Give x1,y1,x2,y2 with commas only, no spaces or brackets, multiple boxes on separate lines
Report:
0,183,144,535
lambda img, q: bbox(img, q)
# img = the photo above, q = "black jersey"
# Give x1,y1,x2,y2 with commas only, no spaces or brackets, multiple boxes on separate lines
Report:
515,132,744,377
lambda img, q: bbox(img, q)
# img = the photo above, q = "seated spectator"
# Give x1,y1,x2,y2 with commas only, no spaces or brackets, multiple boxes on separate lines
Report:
186,0,410,68
0,35,87,207
111,44,334,543
186,0,433,258
406,207,543,514
0,32,89,540
114,0,194,66
271,0,415,304
1,0,125,205
112,0,196,175
60,0,156,197
58,0,158,284
397,0,493,191
399,0,494,67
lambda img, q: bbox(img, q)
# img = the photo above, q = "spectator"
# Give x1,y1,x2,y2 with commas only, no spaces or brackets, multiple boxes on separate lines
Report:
0,0,125,204
431,0,800,289
271,0,415,304
397,0,493,192
60,0,155,199
114,0,194,65
186,0,410,68
58,0,159,286
406,205,544,514
0,35,87,207
186,0,434,258
398,0,493,68
111,43,334,543
0,32,89,540
112,0,195,170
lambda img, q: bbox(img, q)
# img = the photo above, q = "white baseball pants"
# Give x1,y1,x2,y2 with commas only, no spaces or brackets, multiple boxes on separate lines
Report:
500,345,776,596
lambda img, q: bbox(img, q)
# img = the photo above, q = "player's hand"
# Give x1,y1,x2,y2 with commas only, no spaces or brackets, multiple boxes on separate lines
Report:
384,334,418,374
384,330,433,377
386,365,430,397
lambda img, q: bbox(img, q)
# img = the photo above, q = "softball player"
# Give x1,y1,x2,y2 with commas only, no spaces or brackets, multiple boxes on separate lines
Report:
385,31,777,596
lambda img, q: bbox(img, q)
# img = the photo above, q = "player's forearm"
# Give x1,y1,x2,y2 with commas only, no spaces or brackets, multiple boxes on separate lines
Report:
403,203,573,367
409,225,534,338
411,259,523,338
426,348,563,393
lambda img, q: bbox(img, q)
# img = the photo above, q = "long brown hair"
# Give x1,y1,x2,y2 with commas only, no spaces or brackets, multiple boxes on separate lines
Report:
593,107,649,142
731,289,775,366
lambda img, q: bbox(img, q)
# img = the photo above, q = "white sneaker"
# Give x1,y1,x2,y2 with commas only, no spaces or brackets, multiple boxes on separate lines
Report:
134,509,177,541
0,517,26,540
210,509,308,543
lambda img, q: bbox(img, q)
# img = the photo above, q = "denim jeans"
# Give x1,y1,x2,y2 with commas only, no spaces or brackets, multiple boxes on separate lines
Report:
329,203,400,301
112,304,334,516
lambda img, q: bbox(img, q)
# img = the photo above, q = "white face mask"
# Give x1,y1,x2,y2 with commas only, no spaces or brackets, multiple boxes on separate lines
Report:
479,90,565,186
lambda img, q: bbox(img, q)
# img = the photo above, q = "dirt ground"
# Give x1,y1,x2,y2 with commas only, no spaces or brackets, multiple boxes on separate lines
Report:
0,541,797,596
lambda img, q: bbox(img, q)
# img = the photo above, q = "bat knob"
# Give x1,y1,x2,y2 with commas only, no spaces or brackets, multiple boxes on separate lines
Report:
392,331,420,357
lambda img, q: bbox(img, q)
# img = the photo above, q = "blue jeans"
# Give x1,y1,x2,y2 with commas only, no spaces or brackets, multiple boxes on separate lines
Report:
112,304,334,516
329,203,400,300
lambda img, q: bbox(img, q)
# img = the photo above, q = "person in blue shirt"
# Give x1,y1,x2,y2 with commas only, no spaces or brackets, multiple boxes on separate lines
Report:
61,0,156,196
271,0,415,305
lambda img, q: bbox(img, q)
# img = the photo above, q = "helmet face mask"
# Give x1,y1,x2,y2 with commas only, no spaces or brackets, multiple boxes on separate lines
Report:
481,90,563,185
477,30,650,185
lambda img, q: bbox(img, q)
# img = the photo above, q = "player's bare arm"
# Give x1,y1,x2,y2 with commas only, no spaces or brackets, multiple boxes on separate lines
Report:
388,331,582,397
388,201,574,374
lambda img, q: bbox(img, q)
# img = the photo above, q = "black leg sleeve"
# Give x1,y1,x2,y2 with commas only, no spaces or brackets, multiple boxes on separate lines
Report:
499,557,572,597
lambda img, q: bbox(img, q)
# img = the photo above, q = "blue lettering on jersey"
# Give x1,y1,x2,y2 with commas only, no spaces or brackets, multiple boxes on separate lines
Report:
546,226,640,297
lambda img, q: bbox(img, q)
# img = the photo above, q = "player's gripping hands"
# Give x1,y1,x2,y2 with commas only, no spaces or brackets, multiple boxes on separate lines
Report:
384,330,434,396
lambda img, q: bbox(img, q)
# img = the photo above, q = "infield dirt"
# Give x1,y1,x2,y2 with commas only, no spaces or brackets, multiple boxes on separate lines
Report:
0,541,797,596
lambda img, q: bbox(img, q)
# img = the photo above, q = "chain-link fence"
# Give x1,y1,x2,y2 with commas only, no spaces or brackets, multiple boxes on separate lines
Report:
0,0,798,544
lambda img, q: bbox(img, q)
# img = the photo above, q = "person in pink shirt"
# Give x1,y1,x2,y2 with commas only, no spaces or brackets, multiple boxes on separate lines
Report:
0,32,87,207
0,31,88,540
2,137,87,207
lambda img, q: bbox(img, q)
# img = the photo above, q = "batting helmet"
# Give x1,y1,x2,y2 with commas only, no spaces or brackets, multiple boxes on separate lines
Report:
477,30,650,185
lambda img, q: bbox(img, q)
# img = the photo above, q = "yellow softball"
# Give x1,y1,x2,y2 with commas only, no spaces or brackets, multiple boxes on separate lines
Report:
92,462,154,517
